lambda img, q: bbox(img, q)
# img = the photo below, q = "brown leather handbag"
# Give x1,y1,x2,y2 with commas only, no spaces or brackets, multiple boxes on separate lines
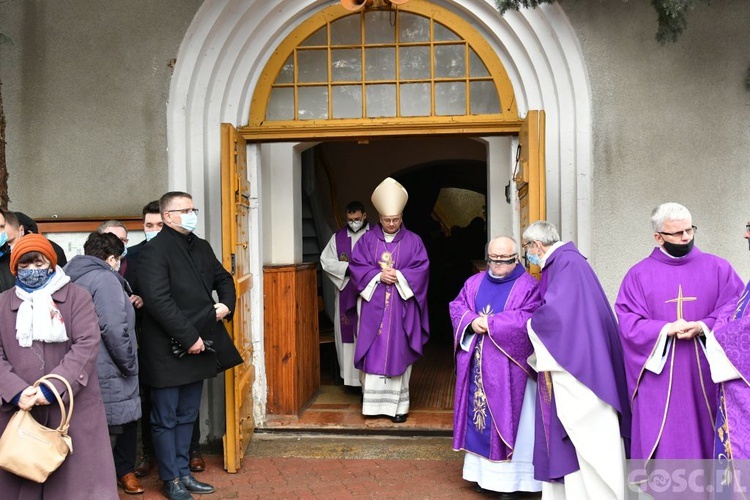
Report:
0,374,74,483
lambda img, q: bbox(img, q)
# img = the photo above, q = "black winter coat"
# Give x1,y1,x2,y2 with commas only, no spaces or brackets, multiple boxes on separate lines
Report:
137,225,241,388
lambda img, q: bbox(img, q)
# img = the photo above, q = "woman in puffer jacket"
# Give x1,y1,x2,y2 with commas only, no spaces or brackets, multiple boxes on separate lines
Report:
65,231,142,494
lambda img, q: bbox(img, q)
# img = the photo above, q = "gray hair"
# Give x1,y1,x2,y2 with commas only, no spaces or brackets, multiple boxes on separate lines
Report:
651,203,692,232
485,235,518,257
522,221,560,246
98,219,128,235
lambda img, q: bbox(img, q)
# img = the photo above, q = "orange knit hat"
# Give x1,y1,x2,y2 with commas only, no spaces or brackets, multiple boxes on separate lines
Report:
10,234,57,275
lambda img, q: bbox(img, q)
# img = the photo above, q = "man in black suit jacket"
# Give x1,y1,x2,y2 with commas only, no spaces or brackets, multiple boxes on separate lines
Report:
137,191,241,500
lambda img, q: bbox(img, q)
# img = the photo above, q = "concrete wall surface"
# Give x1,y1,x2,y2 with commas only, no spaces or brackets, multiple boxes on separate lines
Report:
0,0,202,218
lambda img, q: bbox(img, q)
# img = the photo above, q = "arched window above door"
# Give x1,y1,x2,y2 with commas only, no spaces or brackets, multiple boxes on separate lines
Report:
246,0,520,140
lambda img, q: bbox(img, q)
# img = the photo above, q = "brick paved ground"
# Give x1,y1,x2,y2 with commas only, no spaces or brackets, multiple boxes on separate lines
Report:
118,435,514,499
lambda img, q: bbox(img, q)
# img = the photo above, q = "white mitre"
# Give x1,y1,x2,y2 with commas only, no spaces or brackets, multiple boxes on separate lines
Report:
371,177,408,216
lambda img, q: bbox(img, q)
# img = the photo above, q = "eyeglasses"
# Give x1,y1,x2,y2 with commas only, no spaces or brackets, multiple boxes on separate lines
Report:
658,225,697,237
487,255,517,265
381,217,402,225
522,241,534,249
166,208,199,216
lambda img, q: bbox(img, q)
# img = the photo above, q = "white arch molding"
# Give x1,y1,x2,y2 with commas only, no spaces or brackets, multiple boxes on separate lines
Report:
166,0,592,420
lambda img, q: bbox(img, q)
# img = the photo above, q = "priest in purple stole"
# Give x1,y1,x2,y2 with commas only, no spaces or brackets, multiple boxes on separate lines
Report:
349,178,429,423
320,201,370,387
704,220,750,492
523,221,631,499
450,236,542,495
615,203,743,466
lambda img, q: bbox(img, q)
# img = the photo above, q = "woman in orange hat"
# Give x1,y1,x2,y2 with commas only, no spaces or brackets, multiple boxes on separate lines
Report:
0,234,119,498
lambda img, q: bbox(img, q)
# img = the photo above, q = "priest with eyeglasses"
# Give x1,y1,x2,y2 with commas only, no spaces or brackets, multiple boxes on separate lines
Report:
449,235,542,496
615,203,743,468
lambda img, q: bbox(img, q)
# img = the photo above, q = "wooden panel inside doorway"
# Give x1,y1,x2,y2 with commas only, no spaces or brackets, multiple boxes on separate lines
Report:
263,263,320,415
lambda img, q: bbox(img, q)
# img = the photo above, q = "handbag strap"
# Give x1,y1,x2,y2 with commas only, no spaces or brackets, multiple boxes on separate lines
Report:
33,374,74,435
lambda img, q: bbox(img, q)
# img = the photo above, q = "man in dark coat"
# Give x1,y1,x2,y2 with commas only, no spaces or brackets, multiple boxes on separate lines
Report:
0,209,15,292
137,191,242,500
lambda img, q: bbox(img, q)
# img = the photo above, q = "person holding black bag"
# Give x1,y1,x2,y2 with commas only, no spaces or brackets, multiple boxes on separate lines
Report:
0,234,118,499
137,191,242,500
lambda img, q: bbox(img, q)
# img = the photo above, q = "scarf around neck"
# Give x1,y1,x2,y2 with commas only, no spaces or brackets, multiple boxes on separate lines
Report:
15,266,71,348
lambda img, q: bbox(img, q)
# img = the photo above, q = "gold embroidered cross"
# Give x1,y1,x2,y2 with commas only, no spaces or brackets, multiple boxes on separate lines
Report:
665,284,697,320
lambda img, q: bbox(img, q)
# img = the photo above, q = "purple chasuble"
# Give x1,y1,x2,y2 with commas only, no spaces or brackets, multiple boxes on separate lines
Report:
450,265,541,461
530,242,631,482
615,246,743,461
335,227,358,343
349,224,430,377
714,280,750,460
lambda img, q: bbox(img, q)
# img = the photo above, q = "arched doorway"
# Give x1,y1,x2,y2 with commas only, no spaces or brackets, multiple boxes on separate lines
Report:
168,0,591,470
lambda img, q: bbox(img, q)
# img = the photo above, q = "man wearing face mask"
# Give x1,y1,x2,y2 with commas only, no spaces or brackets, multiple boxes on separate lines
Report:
136,191,242,500
319,200,370,388
449,236,542,496
523,220,631,499
616,203,743,465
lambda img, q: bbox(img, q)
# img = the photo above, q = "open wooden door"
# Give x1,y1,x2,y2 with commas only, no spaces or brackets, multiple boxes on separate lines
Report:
220,123,254,473
515,110,546,277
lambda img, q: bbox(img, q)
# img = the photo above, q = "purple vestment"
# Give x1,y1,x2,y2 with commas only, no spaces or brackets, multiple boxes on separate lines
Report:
714,281,750,460
450,265,541,461
349,225,430,377
615,246,744,460
530,242,631,482
335,227,358,343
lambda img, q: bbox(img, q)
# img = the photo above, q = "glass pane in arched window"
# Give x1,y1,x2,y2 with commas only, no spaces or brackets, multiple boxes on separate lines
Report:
435,82,466,115
332,49,362,82
470,81,499,115
299,86,328,120
297,50,328,84
469,48,490,78
434,44,465,79
331,15,360,46
301,27,327,47
433,23,459,42
332,85,363,119
365,11,395,44
399,13,429,43
399,46,430,80
366,84,396,117
268,88,294,120
275,56,294,84
365,47,395,81
401,83,431,117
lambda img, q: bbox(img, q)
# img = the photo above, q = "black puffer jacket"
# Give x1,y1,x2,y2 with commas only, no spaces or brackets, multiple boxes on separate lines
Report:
65,255,141,426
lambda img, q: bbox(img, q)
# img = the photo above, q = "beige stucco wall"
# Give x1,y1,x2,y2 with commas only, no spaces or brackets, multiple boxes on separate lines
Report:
0,0,202,219
563,0,750,296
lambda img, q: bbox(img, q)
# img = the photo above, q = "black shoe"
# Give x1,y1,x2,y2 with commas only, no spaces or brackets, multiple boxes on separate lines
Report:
163,478,194,500
180,474,216,495
134,454,155,477
391,413,408,423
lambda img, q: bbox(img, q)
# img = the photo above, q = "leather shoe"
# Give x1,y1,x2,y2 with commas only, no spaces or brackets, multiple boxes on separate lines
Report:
117,472,144,495
189,450,205,472
163,478,194,500
134,454,155,477
391,413,408,423
180,474,216,494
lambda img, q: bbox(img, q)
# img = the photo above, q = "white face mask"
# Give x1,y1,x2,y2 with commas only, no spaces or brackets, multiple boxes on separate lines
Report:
144,230,159,242
348,220,364,232
179,212,198,233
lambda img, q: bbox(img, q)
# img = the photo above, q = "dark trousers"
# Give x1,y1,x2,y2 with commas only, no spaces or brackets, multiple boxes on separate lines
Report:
112,420,138,477
142,383,201,456
150,381,203,481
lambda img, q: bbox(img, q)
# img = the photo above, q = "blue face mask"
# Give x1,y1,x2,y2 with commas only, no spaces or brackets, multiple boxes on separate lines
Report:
144,230,159,242
17,268,53,289
121,247,128,258
179,212,198,233
527,253,542,266
0,231,7,248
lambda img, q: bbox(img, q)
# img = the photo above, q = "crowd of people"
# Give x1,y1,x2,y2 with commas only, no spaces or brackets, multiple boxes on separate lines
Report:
0,191,242,500
2,185,750,500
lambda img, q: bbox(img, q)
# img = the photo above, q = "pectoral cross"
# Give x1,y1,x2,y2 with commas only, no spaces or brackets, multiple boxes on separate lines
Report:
665,284,697,320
